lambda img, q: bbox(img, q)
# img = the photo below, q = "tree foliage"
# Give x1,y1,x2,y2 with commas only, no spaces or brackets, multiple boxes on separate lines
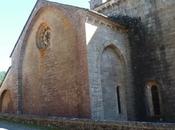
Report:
0,71,6,84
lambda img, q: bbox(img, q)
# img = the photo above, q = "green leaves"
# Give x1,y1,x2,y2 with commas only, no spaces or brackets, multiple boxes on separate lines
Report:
0,71,6,85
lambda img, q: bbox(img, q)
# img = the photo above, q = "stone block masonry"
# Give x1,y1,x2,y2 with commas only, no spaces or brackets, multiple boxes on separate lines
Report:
0,114,175,130
1,0,175,125
92,0,175,121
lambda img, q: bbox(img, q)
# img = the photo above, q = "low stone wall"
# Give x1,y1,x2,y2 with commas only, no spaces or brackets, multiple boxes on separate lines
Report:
0,114,175,130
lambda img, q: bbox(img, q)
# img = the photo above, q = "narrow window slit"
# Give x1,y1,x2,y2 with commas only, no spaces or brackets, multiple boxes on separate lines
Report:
116,86,121,114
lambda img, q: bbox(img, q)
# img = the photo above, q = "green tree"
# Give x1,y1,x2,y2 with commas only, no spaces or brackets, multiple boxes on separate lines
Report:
0,71,6,85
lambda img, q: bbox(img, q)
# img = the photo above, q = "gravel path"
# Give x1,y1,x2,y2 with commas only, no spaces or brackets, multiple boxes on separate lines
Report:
0,120,54,130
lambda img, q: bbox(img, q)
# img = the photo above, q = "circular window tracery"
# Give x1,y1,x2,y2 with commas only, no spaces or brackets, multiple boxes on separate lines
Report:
36,23,51,50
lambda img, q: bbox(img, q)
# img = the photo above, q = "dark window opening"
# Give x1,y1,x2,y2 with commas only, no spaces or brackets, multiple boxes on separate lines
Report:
151,85,160,115
116,86,121,114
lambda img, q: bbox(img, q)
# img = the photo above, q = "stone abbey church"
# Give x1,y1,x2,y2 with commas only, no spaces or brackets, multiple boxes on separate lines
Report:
0,0,175,122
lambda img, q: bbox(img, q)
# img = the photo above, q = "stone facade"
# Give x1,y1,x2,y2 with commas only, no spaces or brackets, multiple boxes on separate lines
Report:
1,114,175,130
85,17,134,121
0,0,175,123
90,0,175,121
1,0,92,119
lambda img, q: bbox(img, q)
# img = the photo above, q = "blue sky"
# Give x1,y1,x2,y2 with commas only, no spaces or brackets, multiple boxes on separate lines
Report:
0,0,89,71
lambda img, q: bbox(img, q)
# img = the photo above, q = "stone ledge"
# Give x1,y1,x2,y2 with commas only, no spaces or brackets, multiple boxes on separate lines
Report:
0,113,175,130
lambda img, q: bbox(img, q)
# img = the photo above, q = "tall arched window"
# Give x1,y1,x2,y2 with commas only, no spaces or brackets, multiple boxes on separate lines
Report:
145,81,161,118
151,85,160,115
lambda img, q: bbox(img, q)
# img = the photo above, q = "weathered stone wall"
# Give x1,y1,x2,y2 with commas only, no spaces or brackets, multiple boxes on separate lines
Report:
2,0,175,123
0,68,18,113
94,0,175,121
20,5,90,118
1,1,91,118
86,16,135,120
0,114,175,130
89,0,102,9
1,0,132,121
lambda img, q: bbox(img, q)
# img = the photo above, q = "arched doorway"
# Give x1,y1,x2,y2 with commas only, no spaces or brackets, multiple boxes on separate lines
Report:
100,46,124,120
0,90,13,113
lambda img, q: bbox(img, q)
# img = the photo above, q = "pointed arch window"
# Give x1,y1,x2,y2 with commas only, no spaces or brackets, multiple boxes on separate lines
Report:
145,81,161,117
151,85,160,115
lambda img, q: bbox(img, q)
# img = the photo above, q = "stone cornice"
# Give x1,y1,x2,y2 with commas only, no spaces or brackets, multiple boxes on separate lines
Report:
94,0,121,12
86,10,128,32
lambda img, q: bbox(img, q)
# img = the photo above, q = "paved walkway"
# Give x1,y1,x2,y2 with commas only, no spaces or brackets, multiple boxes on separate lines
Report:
0,120,54,130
